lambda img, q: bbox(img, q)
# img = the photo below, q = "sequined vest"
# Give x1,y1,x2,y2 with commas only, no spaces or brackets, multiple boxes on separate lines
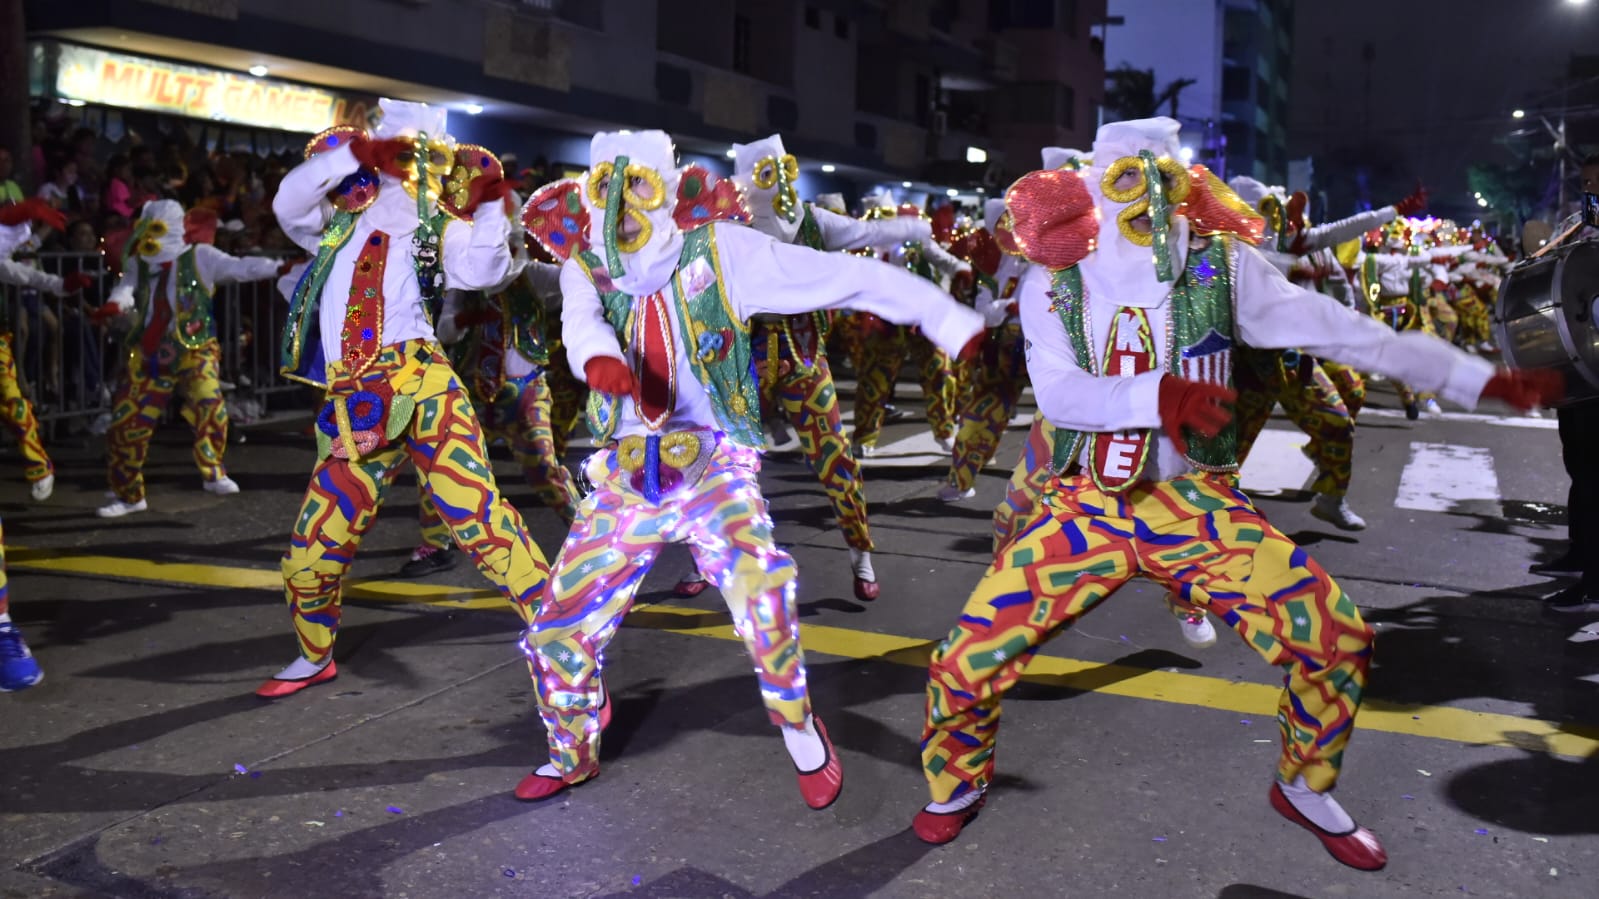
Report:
124,248,216,353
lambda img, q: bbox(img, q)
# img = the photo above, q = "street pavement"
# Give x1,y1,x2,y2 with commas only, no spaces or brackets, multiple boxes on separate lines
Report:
1,377,1595,899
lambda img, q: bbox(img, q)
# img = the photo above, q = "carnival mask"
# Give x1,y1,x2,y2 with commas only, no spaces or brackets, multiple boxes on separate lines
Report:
1081,117,1193,308
130,199,187,265
583,130,684,296
733,135,801,242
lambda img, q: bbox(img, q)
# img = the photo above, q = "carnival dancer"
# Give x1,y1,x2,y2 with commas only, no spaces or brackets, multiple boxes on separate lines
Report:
849,192,973,456
668,134,931,602
95,200,282,518
258,99,549,697
0,201,94,691
1361,223,1443,419
399,221,580,579
911,118,1560,868
513,129,983,805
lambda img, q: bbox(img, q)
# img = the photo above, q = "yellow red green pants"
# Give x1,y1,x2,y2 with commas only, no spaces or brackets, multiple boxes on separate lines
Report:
1373,299,1436,408
923,473,1373,806
280,341,548,663
1452,286,1493,348
1233,348,1358,498
1426,291,1459,345
528,438,807,782
0,333,51,485
948,324,1026,493
851,323,957,449
105,338,227,503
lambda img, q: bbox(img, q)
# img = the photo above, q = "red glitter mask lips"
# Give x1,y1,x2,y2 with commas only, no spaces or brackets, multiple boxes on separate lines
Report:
1003,169,1097,269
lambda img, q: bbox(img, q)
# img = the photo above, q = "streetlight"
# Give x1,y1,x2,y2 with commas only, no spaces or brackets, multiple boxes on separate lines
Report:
1512,109,1526,119
820,164,836,173
247,65,269,77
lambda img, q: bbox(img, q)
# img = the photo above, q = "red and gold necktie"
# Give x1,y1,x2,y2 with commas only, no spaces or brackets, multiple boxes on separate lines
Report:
341,231,389,376
1090,306,1157,491
633,290,676,429
140,264,173,356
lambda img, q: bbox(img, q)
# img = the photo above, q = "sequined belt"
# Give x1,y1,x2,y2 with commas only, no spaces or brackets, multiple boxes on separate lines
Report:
615,428,719,503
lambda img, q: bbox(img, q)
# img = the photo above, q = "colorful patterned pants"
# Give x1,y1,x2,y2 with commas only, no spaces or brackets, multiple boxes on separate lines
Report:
280,342,549,663
993,413,1055,555
1374,299,1435,407
0,519,9,617
546,343,586,459
0,334,51,483
105,339,227,503
1452,287,1493,348
1426,292,1459,345
418,370,578,548
948,324,1026,493
756,335,873,552
529,440,806,781
923,474,1372,805
1234,348,1358,498
851,325,958,448
1321,361,1366,422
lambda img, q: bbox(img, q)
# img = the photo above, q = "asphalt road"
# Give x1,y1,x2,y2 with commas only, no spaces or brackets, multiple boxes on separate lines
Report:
1,379,1594,899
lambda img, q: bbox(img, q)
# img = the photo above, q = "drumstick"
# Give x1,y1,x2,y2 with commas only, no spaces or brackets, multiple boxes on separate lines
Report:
1532,222,1585,258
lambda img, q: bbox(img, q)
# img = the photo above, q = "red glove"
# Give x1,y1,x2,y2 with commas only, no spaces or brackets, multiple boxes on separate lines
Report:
950,269,975,298
349,136,415,177
1392,182,1427,217
478,176,516,204
276,259,302,277
89,303,124,325
583,356,635,395
1157,375,1236,456
1481,367,1564,411
454,308,501,328
1430,279,1448,293
0,198,65,231
957,331,985,363
61,272,95,294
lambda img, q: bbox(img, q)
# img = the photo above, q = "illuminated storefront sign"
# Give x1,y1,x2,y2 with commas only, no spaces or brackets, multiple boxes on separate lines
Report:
50,44,371,133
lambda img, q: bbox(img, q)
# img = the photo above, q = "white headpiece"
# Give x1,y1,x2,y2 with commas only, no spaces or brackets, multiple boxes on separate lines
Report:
732,134,801,243
1081,117,1191,309
584,129,684,296
130,199,188,265
983,197,1007,233
1041,147,1090,172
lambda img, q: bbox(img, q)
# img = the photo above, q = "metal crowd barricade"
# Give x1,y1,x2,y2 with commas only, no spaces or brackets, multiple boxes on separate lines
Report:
0,251,313,440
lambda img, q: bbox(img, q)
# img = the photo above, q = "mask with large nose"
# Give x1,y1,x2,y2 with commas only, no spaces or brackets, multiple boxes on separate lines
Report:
732,134,802,243
583,130,684,296
1081,117,1194,309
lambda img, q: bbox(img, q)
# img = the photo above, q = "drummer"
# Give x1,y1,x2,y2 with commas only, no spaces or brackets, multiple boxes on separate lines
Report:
1535,154,1599,613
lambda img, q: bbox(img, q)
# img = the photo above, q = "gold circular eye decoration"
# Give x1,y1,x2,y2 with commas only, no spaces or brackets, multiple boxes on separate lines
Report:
137,238,163,257
781,155,799,181
586,162,616,209
1154,157,1191,203
1116,199,1154,247
1100,156,1148,203
144,220,169,239
621,164,667,212
615,210,655,254
752,157,780,190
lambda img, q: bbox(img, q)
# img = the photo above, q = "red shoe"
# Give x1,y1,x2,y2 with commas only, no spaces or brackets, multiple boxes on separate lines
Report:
912,793,986,845
514,768,595,801
673,573,710,598
597,676,612,732
254,661,337,698
1269,782,1388,871
853,577,879,602
795,715,843,809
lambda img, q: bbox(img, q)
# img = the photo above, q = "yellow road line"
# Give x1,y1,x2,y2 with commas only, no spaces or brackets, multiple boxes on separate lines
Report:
13,546,1598,759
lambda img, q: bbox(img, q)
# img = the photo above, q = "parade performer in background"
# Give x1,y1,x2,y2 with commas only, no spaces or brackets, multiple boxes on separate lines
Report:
96,199,282,518
512,129,984,805
911,118,1561,869
259,99,549,697
0,200,95,691
672,134,930,601
399,220,579,579
1361,221,1441,419
849,192,972,456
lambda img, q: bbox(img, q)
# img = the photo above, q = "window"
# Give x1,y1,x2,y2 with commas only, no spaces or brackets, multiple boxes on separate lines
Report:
1222,67,1250,102
835,14,850,38
805,5,820,29
734,14,752,74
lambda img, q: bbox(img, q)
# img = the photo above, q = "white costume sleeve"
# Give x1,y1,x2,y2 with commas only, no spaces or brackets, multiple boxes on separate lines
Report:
106,267,138,312
0,259,64,295
922,239,973,277
712,222,982,357
441,199,513,292
435,291,465,344
1233,243,1494,408
1291,207,1397,253
271,145,355,254
812,206,933,250
194,243,279,287
559,258,626,379
1018,265,1165,433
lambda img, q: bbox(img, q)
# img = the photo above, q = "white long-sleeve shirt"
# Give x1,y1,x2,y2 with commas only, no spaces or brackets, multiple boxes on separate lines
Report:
976,253,1030,326
271,144,511,371
1287,207,1397,255
562,221,983,439
1019,239,1494,482
810,206,931,250
0,259,64,295
108,243,279,335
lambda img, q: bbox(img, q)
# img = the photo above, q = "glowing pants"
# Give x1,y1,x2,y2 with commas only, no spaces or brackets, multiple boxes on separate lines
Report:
1452,287,1493,348
0,334,51,484
1373,300,1436,408
948,324,1026,493
1234,349,1358,498
756,333,873,552
923,473,1372,805
280,346,548,664
529,442,806,781
105,339,228,503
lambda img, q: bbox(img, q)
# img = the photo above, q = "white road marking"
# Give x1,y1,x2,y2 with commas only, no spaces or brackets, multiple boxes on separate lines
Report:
1394,442,1501,512
1238,428,1315,496
1360,407,1557,430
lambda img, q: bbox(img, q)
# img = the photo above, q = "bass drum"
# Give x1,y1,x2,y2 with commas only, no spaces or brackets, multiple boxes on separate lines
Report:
1494,239,1599,403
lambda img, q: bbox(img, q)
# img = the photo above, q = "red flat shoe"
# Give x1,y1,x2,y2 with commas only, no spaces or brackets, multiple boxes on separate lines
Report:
1269,782,1388,871
514,769,595,801
795,715,843,809
597,677,612,732
853,577,879,602
673,575,710,598
912,793,986,845
254,661,337,698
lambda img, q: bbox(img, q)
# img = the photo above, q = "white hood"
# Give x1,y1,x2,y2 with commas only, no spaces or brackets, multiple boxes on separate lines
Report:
1080,117,1191,309
584,129,684,296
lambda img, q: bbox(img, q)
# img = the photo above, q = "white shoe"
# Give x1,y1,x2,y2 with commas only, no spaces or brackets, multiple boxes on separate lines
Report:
1527,407,1546,419
203,476,240,495
98,498,148,518
935,435,954,453
849,547,875,583
30,474,53,502
1422,398,1443,416
1179,614,1217,648
937,483,976,502
765,419,799,452
1310,494,1367,530
852,442,876,458
1478,341,1496,354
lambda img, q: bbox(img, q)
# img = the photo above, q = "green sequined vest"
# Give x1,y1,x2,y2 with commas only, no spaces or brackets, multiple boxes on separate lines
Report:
124,248,216,353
